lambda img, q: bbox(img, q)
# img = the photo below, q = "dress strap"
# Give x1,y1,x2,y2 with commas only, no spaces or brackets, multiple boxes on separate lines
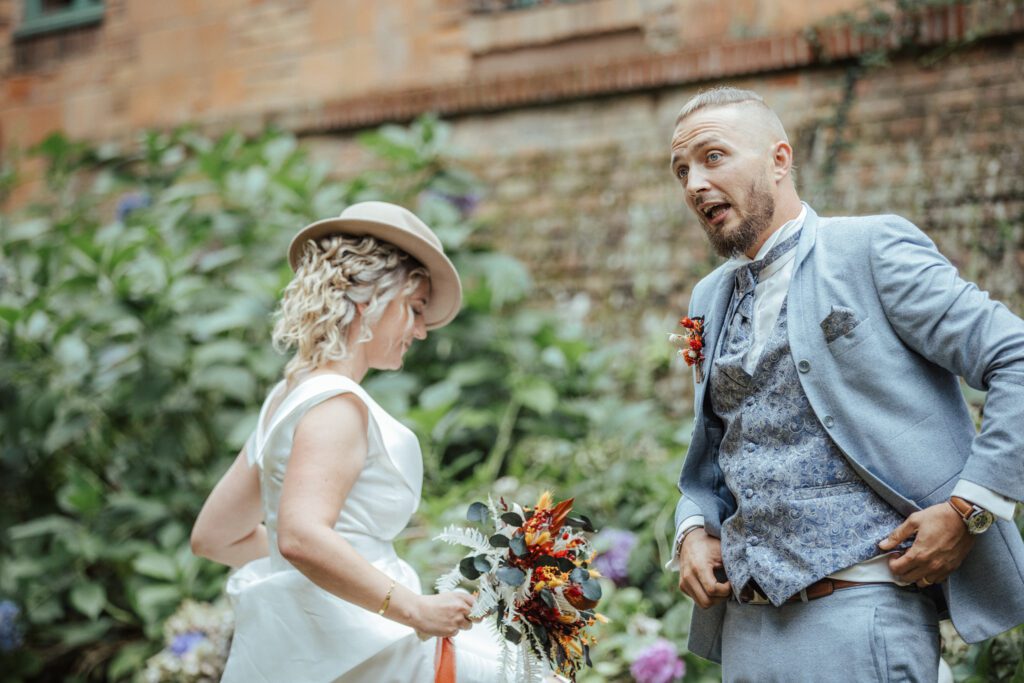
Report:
248,374,382,469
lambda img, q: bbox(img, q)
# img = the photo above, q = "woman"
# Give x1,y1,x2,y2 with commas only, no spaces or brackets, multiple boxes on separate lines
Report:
190,201,502,682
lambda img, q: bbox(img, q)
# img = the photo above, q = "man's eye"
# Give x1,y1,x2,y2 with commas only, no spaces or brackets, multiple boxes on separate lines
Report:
676,166,688,179
707,152,722,162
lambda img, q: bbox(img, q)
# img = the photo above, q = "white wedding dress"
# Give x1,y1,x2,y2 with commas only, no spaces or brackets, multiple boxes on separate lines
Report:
221,374,503,683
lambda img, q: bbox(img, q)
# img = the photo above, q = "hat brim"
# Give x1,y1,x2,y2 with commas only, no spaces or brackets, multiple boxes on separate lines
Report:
288,217,462,330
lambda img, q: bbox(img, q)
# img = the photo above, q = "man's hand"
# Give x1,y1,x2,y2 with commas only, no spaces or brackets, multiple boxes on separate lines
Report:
878,501,975,587
677,527,732,609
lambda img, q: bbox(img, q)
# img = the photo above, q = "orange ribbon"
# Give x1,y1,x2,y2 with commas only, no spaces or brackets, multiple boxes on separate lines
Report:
435,636,456,683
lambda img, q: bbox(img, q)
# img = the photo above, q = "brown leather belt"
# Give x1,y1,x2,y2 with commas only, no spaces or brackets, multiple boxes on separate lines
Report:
738,578,899,605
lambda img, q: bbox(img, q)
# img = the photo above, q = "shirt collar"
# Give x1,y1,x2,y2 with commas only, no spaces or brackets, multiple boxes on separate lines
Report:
726,203,807,274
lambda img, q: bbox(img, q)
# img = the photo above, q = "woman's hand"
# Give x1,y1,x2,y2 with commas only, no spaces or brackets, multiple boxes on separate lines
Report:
409,592,476,638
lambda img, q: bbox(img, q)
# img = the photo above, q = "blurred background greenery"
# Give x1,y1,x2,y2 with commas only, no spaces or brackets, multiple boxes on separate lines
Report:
0,117,1021,682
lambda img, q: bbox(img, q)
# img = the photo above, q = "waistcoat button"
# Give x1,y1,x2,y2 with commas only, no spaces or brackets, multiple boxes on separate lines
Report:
823,415,835,428
797,360,811,373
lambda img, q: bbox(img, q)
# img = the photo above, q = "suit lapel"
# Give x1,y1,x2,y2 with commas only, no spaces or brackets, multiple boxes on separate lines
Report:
693,267,737,413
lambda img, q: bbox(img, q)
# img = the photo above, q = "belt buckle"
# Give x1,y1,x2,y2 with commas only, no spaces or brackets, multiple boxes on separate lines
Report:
747,590,772,605
738,584,772,605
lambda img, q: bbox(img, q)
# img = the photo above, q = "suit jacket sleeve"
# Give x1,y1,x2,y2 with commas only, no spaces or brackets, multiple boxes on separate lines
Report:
869,216,1024,502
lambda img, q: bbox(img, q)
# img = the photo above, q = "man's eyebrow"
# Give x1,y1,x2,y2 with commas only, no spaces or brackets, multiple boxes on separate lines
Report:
671,136,726,167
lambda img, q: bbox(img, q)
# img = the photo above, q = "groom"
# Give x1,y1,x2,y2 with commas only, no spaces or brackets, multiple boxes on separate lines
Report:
668,86,1024,680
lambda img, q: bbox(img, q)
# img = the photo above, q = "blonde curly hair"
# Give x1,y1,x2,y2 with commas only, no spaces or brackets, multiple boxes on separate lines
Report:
272,234,429,381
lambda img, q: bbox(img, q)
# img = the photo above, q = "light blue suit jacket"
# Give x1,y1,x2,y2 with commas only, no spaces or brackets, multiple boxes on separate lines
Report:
675,208,1024,662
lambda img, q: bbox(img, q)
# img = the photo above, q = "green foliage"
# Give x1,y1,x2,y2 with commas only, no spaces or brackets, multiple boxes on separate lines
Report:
0,116,688,681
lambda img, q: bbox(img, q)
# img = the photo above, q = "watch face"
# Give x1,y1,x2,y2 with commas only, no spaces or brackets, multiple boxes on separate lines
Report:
966,509,995,535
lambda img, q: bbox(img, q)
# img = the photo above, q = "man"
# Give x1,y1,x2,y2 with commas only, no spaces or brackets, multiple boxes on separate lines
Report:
667,86,1024,681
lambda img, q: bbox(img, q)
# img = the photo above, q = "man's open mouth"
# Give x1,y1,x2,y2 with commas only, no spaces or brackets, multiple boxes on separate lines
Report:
702,203,731,224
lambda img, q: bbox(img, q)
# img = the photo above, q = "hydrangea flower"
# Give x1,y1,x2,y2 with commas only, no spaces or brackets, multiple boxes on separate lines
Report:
0,600,24,652
592,528,637,586
170,631,207,657
115,191,151,221
143,600,233,683
630,638,686,683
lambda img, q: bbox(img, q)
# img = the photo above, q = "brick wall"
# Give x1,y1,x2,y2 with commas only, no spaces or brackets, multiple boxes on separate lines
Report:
2,1,1022,409
0,0,867,150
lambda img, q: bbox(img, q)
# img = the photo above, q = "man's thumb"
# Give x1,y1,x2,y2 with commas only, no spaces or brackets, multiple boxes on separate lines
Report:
878,520,914,550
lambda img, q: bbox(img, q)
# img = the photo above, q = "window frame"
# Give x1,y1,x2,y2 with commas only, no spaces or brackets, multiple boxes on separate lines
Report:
14,0,104,39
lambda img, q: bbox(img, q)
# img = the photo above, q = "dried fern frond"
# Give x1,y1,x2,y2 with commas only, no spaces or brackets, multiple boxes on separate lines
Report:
434,565,464,593
433,525,491,554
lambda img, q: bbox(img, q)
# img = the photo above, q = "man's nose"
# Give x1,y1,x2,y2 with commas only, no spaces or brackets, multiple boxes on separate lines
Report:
686,168,711,196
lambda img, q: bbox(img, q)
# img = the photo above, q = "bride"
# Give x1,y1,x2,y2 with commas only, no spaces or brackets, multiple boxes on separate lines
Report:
190,201,502,682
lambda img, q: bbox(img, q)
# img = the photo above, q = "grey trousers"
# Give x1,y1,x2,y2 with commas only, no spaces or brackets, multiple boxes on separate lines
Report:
721,585,941,682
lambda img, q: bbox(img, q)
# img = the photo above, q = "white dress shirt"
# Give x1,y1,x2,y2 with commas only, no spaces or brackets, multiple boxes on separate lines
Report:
668,203,1015,578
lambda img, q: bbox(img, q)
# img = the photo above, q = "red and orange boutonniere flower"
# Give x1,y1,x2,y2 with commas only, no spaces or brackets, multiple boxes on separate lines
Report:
669,316,706,383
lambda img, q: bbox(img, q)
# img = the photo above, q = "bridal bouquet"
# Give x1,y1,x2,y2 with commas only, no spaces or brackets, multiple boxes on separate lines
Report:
435,492,605,682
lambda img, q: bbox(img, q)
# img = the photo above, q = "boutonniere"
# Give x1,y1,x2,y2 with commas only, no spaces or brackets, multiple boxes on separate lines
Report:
669,316,706,383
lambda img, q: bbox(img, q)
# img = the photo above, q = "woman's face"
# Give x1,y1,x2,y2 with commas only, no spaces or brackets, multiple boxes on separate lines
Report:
365,278,430,370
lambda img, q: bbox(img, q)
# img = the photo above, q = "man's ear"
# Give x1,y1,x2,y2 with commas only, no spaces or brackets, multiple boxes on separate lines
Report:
771,141,793,181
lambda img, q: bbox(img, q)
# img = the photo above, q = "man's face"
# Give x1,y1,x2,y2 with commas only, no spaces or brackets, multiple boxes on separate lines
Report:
670,105,778,257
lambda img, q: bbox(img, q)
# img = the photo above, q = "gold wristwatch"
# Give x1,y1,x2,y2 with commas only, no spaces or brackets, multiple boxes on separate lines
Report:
948,496,995,535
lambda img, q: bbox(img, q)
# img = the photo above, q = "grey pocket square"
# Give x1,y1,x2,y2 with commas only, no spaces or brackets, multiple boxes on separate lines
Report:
820,306,860,343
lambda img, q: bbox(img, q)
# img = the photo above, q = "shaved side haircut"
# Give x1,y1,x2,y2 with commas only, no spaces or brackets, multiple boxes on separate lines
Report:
676,86,790,144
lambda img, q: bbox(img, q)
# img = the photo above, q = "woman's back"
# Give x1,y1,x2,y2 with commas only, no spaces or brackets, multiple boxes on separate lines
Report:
223,375,436,683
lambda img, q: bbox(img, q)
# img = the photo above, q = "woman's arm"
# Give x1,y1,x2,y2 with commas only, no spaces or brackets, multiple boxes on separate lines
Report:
190,446,270,568
276,393,473,638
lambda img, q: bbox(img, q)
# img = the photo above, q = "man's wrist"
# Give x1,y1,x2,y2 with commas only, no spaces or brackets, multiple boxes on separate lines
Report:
948,495,995,535
675,524,705,559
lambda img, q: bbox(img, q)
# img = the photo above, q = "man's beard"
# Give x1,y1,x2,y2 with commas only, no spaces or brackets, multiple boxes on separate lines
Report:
701,179,775,258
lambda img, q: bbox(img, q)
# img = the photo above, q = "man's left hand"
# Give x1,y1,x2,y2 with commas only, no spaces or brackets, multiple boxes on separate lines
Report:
879,501,975,587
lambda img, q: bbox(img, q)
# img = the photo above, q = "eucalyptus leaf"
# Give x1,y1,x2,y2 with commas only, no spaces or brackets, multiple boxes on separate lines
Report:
581,579,602,602
570,567,590,583
509,534,528,557
466,502,489,523
495,566,526,586
459,556,481,581
500,512,523,527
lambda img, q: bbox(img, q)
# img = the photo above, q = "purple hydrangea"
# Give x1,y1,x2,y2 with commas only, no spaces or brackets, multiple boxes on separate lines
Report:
421,189,481,217
115,191,151,221
592,528,638,586
169,630,207,657
0,600,24,652
630,638,686,683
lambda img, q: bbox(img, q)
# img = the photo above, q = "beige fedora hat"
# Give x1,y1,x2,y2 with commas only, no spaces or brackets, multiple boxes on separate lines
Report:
288,201,462,330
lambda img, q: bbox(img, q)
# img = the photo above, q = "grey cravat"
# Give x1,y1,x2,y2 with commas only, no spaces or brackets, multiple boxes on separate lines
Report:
721,230,802,361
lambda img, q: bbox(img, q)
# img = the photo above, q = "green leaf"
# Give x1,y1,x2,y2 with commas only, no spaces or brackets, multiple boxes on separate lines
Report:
0,306,22,324
107,641,155,682
70,581,106,620
192,365,256,403
515,378,557,416
8,515,78,540
57,466,104,517
55,618,113,648
133,552,178,581
420,380,460,410
193,339,250,367
133,584,181,625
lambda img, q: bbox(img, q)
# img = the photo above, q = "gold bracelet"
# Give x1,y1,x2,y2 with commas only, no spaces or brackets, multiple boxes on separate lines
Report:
377,580,396,616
